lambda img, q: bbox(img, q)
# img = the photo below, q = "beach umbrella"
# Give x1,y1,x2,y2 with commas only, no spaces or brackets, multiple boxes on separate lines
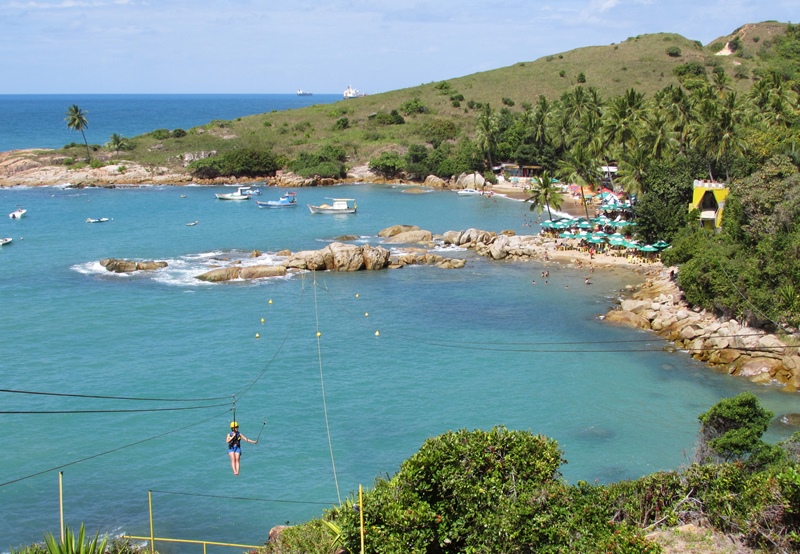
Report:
587,236,606,244
639,245,658,252
610,233,625,240
559,231,576,239
577,230,590,238
540,220,554,228
653,240,670,249
577,221,593,229
592,231,608,237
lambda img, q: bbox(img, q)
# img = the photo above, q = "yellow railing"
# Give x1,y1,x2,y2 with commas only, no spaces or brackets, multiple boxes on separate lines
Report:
122,535,260,554
122,491,261,554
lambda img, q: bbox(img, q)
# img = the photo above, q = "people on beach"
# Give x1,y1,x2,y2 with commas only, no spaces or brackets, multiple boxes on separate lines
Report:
585,277,591,285
226,421,256,475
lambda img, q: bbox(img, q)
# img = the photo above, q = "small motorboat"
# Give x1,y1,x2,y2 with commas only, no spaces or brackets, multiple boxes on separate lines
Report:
456,188,482,196
9,207,26,219
257,192,297,208
243,188,262,196
86,217,109,223
185,220,198,226
215,187,252,201
0,237,12,246
307,198,357,214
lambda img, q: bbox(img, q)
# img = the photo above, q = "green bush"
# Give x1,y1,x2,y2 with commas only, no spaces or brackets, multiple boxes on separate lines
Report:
332,117,349,130
171,128,187,138
666,46,682,57
151,129,171,140
673,61,707,80
90,159,104,169
370,110,404,126
288,145,346,178
368,151,404,178
399,98,428,115
190,148,279,179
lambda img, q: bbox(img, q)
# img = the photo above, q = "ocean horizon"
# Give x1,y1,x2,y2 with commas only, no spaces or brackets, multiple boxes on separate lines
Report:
0,94,341,153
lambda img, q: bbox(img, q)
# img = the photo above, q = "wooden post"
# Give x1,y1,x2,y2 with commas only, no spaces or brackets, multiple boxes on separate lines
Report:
359,484,365,554
148,490,155,554
58,472,64,543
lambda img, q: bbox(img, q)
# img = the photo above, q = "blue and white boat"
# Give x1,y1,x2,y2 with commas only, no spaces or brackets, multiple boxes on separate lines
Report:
257,191,297,208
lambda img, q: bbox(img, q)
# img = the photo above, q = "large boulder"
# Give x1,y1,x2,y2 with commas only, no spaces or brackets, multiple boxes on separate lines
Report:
424,175,447,188
239,266,287,279
195,267,240,282
604,310,651,330
455,172,486,190
100,258,168,273
283,243,391,272
379,225,420,238
362,244,392,270
383,229,433,244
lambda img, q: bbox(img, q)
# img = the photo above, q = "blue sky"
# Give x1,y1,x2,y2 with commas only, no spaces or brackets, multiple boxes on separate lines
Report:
0,0,796,94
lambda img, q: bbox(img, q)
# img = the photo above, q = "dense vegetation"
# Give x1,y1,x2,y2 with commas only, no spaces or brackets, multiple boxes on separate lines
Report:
253,393,799,553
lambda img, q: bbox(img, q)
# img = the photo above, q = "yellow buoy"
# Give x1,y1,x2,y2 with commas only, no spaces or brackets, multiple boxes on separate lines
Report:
375,331,380,336
255,333,260,339
316,331,322,337
364,312,369,317
268,299,273,304
355,293,360,298
260,318,265,324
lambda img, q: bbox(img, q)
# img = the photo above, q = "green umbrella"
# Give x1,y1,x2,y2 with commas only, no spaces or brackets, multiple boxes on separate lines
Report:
639,245,659,252
540,220,555,228
610,233,625,239
592,231,608,237
587,236,606,244
653,240,670,249
559,231,576,238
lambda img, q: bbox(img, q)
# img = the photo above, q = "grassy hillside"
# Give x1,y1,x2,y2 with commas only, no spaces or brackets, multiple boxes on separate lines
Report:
61,21,789,174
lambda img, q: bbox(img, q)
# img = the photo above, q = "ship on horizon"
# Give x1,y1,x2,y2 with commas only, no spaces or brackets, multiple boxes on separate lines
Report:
296,89,313,96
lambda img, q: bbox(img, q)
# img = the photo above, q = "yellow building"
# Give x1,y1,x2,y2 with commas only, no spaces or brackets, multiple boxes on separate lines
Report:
689,179,729,229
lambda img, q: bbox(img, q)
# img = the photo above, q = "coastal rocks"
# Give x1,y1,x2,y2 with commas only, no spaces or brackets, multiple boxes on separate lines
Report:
382,229,434,244
455,172,486,190
283,242,391,272
606,270,800,392
194,265,287,282
424,175,447,188
180,151,216,166
100,258,168,273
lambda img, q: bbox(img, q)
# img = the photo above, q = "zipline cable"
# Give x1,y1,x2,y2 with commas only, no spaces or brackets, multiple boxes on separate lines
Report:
313,272,341,505
0,401,231,414
150,489,333,506
0,388,231,402
0,409,228,488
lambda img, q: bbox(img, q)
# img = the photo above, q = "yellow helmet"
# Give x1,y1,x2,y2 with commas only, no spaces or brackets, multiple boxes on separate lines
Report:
230,421,238,428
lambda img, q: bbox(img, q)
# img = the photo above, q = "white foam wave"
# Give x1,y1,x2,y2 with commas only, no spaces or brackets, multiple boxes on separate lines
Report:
71,250,291,287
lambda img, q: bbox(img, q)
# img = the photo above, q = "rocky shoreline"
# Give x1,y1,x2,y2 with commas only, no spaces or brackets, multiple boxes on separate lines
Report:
99,223,800,394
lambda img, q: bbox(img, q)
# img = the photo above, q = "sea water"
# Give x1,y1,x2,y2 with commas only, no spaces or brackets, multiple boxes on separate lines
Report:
0,94,341,153
1,184,799,550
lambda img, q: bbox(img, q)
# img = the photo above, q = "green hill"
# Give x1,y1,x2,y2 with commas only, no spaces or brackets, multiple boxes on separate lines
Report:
41,20,792,175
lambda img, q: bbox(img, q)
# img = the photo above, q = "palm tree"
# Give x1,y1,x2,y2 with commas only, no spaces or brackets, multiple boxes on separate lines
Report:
526,169,563,220
107,133,127,154
601,88,645,157
475,103,499,170
65,104,91,161
557,143,600,220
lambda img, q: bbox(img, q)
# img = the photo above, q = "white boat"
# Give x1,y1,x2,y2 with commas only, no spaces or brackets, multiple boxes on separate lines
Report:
456,188,483,196
86,217,110,223
215,187,252,201
297,89,313,96
9,207,26,219
0,237,12,246
343,85,366,99
243,188,262,196
307,198,357,214
185,220,198,226
257,192,297,208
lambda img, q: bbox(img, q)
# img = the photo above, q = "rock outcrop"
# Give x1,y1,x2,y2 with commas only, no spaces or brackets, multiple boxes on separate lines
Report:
195,265,287,282
100,258,168,273
605,272,800,392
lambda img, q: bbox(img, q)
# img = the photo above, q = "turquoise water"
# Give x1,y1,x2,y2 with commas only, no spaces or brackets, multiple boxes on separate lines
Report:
0,94,340,153
1,184,798,550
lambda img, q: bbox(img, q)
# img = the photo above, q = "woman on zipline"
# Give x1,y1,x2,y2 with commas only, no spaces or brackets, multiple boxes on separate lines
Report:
226,421,256,475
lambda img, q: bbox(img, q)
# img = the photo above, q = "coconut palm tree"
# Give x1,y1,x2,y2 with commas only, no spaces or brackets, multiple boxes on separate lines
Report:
475,103,499,170
557,143,599,220
65,104,91,161
526,169,563,220
601,88,645,157
107,133,127,155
